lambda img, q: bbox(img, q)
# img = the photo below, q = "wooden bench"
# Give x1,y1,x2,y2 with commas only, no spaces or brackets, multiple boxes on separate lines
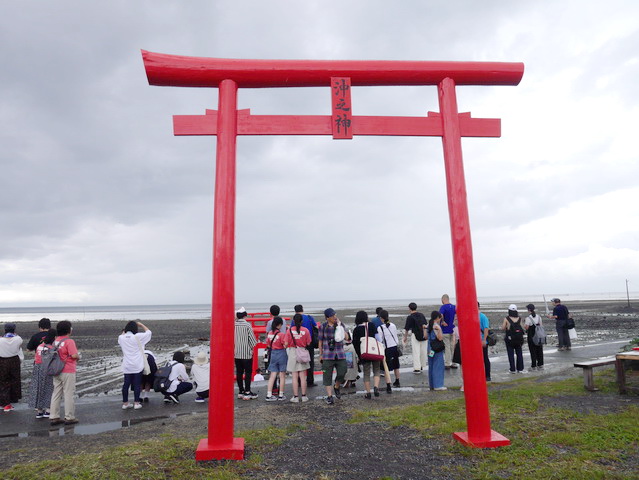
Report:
574,357,616,391
615,350,639,394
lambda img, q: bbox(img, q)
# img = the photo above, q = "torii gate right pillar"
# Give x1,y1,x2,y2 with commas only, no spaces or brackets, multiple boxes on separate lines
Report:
439,77,509,447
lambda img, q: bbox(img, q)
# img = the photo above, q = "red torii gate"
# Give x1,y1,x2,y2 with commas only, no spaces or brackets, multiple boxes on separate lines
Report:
142,51,524,461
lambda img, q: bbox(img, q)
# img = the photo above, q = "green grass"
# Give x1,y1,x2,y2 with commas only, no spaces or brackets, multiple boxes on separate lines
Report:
2,424,302,480
350,372,639,479
4,373,638,480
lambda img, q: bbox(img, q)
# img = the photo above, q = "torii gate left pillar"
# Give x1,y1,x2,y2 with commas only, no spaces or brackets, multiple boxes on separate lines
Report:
142,51,524,460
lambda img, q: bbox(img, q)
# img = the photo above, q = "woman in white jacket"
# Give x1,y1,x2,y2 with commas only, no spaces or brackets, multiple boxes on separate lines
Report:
118,321,151,410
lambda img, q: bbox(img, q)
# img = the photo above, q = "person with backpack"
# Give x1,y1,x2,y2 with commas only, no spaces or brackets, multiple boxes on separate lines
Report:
293,304,318,388
375,309,401,389
403,302,428,374
524,304,545,370
234,307,258,400
352,311,382,399
318,308,347,405
502,305,525,374
162,351,192,404
27,330,56,418
0,322,24,413
118,321,152,410
284,314,312,403
427,311,446,391
49,321,80,425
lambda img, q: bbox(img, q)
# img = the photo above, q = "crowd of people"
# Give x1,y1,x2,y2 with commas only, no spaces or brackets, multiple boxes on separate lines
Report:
0,297,573,417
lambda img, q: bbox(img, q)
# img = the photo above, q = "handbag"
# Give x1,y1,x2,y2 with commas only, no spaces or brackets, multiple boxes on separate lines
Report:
486,329,497,346
265,331,279,366
290,328,311,363
568,327,578,340
135,336,151,375
334,324,345,343
359,323,385,361
566,317,575,329
429,329,446,353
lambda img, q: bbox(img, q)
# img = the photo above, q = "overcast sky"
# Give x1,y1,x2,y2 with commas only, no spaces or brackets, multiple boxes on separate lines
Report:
1,1,638,307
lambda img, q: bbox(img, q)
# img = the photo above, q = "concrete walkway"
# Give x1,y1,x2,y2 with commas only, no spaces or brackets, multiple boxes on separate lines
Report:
0,338,631,439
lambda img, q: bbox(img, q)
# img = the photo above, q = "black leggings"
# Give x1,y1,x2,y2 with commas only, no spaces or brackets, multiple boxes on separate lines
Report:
235,358,253,393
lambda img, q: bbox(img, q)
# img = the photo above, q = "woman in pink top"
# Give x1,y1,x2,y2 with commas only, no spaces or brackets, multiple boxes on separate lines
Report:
284,314,312,403
265,317,288,401
49,321,80,426
27,330,56,418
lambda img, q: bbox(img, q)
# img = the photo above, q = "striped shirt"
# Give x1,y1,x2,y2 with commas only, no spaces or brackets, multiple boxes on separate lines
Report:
234,319,257,359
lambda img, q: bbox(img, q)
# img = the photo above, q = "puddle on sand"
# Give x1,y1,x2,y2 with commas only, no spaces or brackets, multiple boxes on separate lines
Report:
0,412,198,439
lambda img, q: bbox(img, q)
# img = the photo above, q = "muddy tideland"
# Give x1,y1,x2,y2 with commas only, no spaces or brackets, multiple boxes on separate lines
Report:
13,298,639,397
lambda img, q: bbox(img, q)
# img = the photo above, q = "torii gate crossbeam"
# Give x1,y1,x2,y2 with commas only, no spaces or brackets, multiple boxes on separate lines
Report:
142,51,524,461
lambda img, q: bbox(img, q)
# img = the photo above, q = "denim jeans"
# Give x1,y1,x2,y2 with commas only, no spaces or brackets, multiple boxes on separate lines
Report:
427,351,445,389
122,372,142,403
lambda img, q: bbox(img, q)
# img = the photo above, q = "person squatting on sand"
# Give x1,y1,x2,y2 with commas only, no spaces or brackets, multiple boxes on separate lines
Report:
427,312,447,391
502,305,526,374
376,308,401,389
234,307,258,400
284,313,312,403
118,321,152,410
0,322,23,412
319,308,347,405
28,329,56,418
352,310,383,399
439,294,458,369
49,321,80,425
163,351,192,404
403,302,428,374
191,351,210,402
524,303,544,370
265,317,288,401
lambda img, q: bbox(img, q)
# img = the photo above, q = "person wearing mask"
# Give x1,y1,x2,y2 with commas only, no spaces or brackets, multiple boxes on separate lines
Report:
265,317,288,401
234,307,258,400
163,351,193,404
524,304,544,370
375,309,400,390
49,321,80,425
502,305,525,374
28,329,56,418
118,321,152,410
284,313,312,402
0,323,23,413
352,310,382,399
427,312,447,391
318,308,347,405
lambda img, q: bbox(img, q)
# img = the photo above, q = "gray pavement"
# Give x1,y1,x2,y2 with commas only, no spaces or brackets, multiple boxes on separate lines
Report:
0,338,631,439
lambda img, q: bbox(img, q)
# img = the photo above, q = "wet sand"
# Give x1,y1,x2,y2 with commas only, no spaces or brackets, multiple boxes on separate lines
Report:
15,299,639,397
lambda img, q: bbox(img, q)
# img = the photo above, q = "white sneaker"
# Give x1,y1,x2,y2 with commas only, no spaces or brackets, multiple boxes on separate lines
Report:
277,395,287,401
122,403,133,409
289,396,300,403
133,403,143,410
434,387,448,391
301,396,309,402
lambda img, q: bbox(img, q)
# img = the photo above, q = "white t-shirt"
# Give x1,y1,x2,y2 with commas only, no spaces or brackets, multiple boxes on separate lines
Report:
166,361,189,393
375,323,399,348
190,363,210,392
0,335,23,358
524,314,542,327
118,330,152,374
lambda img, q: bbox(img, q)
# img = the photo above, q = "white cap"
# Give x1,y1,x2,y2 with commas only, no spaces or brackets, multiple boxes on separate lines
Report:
508,304,518,312
235,306,246,314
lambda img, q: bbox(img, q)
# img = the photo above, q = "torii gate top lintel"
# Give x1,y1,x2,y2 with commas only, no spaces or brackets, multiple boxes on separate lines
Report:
142,50,524,88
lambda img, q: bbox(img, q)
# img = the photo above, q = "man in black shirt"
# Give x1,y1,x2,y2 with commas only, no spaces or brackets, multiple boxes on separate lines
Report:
549,298,571,351
26,318,52,351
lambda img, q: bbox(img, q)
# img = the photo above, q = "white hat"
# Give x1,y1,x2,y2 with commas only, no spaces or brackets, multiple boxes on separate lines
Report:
193,351,208,365
235,306,246,314
508,304,518,312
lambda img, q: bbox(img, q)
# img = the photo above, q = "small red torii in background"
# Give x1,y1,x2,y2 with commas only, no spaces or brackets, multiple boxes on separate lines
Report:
142,51,524,461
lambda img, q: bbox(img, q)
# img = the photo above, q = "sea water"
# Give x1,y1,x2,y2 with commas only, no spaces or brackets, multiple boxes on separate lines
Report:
0,291,634,323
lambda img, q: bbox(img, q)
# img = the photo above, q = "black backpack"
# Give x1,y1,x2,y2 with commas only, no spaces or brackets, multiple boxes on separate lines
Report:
506,317,525,346
153,361,175,393
411,313,428,341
